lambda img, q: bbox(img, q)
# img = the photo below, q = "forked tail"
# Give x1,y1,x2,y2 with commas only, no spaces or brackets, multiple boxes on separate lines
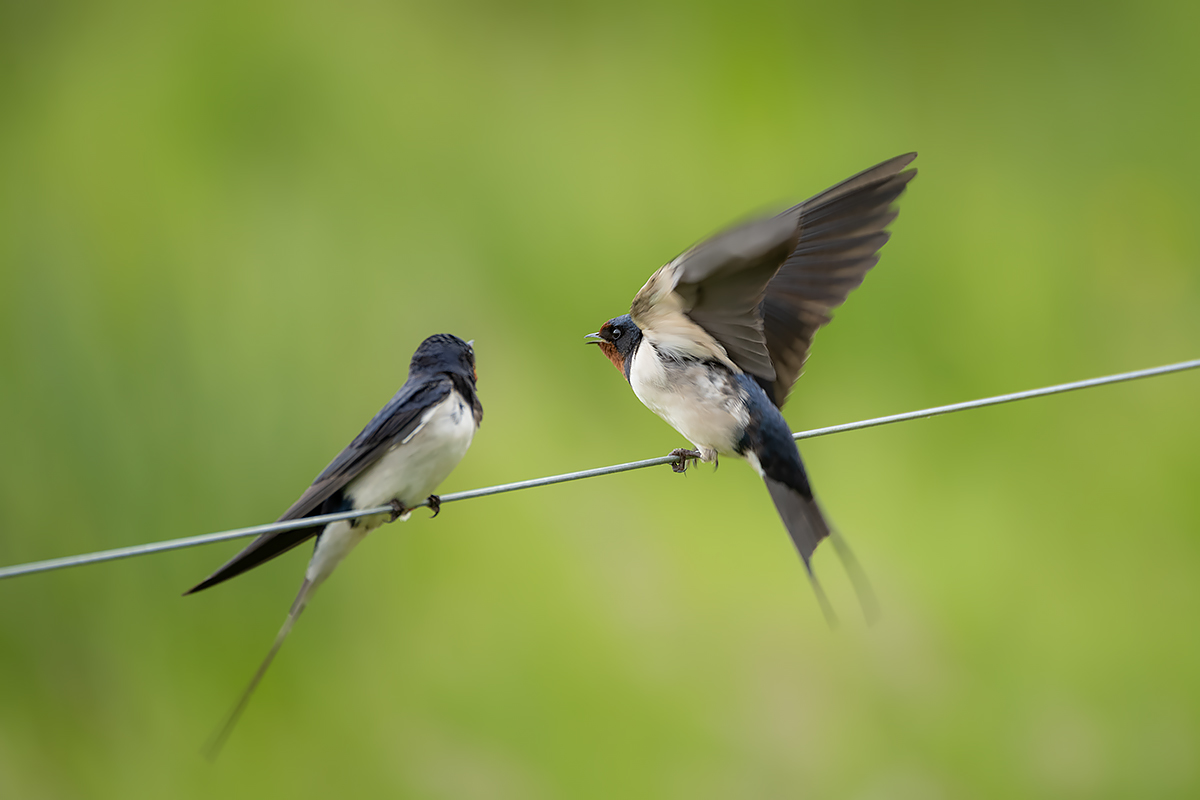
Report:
202,578,314,760
762,477,877,626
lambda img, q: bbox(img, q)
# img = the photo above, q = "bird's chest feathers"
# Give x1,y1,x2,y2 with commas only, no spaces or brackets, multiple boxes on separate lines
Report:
628,343,748,452
345,393,476,511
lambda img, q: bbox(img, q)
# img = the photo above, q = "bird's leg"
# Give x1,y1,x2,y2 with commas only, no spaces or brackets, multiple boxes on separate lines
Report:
388,499,410,522
426,494,442,518
670,448,703,474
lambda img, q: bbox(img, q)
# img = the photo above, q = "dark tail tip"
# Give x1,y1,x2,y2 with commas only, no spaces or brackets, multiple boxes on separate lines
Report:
828,530,880,626
803,560,839,630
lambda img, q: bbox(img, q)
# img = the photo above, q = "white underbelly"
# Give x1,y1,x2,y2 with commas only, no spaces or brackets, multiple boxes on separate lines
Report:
344,392,476,517
306,518,370,588
629,345,747,454
303,391,476,591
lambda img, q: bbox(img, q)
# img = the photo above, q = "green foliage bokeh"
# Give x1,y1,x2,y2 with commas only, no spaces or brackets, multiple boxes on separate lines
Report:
1,1,1198,797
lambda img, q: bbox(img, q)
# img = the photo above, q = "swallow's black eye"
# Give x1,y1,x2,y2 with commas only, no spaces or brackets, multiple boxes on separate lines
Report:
610,327,622,340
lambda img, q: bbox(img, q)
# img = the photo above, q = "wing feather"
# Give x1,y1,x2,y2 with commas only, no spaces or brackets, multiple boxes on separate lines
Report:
627,154,915,393
184,378,452,594
763,154,916,406
630,214,796,374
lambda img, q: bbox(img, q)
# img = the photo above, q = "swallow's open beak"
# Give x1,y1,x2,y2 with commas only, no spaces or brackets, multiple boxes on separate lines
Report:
584,332,603,344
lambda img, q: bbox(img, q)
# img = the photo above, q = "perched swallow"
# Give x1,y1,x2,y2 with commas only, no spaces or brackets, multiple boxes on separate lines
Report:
588,154,916,622
186,333,482,756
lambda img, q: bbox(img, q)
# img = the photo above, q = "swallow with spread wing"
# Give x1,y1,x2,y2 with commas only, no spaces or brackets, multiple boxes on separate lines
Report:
588,154,916,622
186,333,482,756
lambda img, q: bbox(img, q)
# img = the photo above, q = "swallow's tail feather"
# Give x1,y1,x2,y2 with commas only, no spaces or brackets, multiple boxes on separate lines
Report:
202,578,314,760
762,477,879,626
827,527,879,625
763,477,837,625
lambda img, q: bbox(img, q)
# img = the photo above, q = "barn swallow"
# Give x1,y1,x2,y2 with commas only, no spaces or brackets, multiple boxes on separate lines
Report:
186,333,482,756
588,154,916,623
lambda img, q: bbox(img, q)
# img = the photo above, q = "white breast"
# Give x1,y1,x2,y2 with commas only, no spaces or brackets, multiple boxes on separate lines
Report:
344,392,477,517
628,340,748,456
303,391,476,591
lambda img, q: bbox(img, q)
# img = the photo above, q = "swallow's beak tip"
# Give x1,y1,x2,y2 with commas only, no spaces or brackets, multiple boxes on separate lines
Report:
584,332,603,344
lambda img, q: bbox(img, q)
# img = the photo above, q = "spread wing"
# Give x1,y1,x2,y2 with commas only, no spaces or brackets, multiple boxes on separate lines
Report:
629,213,798,376
629,154,915,391
185,376,453,594
762,153,916,406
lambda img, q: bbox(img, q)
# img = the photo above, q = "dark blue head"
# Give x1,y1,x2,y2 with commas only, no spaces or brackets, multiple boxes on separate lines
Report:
586,314,642,380
410,333,477,384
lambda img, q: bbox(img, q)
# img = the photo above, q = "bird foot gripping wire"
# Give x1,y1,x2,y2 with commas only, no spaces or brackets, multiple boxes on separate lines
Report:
670,448,703,473
388,499,409,522
388,495,443,521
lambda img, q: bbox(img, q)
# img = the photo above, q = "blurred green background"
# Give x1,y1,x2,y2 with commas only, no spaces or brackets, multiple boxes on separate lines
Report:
2,0,1199,797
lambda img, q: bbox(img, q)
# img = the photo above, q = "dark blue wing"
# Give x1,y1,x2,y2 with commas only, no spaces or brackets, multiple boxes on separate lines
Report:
185,376,452,594
279,377,452,520
761,153,916,407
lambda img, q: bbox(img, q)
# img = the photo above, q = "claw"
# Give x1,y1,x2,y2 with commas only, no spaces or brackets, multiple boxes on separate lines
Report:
427,494,441,518
388,499,409,523
670,448,702,474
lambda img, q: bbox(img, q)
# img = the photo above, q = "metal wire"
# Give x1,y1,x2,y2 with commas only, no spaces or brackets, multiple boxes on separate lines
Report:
1,357,1197,582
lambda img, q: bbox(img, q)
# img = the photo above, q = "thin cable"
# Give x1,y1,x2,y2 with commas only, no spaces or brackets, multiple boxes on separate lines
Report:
793,358,1200,440
1,358,1196,582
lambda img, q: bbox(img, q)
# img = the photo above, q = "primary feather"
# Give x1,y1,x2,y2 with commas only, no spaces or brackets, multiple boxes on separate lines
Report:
629,153,916,406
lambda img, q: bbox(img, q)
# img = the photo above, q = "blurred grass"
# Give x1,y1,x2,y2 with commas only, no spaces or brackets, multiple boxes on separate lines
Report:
1,0,1199,797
